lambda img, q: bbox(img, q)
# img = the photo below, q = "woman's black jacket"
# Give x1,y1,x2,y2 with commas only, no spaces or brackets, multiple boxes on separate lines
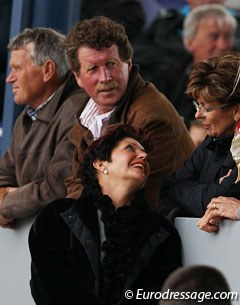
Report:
29,193,182,305
159,135,240,217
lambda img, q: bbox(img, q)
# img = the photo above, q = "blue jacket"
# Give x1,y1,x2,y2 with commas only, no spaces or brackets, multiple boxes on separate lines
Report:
160,136,240,217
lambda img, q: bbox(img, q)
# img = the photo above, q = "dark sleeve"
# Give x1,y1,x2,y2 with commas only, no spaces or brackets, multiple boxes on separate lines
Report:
170,141,239,217
28,202,103,305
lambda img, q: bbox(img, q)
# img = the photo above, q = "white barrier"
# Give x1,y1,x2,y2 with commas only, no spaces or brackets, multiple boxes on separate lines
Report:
0,216,240,305
175,217,240,304
0,216,35,305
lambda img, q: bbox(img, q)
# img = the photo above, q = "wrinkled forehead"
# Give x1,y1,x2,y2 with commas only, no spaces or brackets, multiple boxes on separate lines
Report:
188,0,225,8
198,14,233,31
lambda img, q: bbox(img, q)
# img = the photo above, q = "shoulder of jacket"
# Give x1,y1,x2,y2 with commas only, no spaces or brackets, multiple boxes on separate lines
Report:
59,89,87,111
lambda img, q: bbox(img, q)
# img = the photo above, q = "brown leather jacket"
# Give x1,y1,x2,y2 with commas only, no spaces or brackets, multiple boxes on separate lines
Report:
0,75,87,219
65,65,194,209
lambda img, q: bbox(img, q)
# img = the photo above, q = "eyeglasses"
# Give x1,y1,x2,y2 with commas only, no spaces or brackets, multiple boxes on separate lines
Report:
192,100,229,114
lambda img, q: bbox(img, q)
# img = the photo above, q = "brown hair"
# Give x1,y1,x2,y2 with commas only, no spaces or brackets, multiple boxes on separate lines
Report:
64,16,133,72
186,51,240,105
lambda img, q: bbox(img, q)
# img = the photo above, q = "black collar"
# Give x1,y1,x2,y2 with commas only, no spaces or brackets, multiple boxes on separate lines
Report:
206,136,233,152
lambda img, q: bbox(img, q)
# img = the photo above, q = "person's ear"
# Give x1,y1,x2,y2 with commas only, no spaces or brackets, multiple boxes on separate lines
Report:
42,60,56,82
184,38,194,53
233,104,240,122
93,160,108,174
127,59,132,70
73,71,83,88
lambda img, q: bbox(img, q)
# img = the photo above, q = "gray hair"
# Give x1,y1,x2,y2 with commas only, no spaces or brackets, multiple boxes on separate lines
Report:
183,4,237,47
8,27,69,81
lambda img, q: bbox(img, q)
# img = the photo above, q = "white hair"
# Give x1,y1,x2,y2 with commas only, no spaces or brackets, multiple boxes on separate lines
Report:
183,4,237,48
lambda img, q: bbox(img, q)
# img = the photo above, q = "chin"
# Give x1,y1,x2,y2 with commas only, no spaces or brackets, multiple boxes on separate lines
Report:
14,99,25,105
207,131,215,137
135,178,147,190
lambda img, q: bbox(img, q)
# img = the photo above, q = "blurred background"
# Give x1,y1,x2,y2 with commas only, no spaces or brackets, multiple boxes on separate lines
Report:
1,0,240,155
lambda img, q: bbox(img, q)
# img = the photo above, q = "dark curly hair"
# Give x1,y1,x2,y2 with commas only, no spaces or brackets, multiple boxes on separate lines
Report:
64,15,133,72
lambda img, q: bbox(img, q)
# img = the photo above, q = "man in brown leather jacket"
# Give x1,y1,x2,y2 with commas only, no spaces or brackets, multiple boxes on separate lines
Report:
64,16,194,210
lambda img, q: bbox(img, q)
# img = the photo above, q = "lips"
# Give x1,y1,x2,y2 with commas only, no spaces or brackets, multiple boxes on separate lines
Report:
98,87,115,93
12,88,18,95
131,161,147,174
12,85,19,91
202,124,211,130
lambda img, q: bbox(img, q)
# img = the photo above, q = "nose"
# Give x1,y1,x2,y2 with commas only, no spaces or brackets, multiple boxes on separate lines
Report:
137,150,148,161
216,36,232,52
6,70,16,83
195,108,205,120
98,67,111,83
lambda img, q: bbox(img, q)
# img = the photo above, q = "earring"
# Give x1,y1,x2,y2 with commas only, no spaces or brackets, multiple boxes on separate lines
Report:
103,169,109,175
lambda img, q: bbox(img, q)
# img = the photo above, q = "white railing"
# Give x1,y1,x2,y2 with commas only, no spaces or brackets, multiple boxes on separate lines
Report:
0,216,35,305
175,217,240,305
0,216,239,305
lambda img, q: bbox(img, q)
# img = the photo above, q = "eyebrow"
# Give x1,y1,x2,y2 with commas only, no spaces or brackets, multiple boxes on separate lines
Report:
124,140,146,152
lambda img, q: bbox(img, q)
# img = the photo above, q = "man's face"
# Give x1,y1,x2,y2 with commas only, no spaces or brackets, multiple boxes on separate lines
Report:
73,44,132,114
6,43,45,108
187,17,234,62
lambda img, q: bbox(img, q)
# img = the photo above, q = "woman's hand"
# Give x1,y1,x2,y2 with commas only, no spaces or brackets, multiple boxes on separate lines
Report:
197,196,240,233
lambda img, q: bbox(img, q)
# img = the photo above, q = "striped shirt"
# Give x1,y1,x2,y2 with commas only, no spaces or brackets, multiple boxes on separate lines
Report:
27,91,57,121
80,98,114,139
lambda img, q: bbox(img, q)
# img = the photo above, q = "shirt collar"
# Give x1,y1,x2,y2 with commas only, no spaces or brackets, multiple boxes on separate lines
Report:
27,91,56,121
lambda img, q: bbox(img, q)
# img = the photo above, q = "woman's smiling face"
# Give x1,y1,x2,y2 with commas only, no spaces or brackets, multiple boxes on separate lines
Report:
107,137,150,189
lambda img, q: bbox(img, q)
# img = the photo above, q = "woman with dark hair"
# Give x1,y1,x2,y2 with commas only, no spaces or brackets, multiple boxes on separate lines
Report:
29,124,182,305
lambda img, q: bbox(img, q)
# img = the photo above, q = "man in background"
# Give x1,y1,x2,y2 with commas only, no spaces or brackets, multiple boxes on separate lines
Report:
164,4,237,129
